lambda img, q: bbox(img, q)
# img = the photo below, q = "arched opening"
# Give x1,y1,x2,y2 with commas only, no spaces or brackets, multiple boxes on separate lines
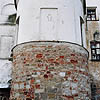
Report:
1,3,16,16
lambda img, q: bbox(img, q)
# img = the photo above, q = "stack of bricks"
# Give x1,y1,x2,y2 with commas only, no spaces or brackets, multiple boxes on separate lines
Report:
10,42,91,100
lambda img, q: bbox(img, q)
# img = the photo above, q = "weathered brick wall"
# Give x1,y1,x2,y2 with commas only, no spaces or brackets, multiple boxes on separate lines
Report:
10,42,91,100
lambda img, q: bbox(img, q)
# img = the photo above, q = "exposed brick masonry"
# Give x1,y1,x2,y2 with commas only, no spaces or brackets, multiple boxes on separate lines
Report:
10,42,91,100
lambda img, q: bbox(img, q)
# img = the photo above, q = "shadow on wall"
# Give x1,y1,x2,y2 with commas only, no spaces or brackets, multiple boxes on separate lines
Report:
0,88,10,100
90,74,100,100
7,14,16,24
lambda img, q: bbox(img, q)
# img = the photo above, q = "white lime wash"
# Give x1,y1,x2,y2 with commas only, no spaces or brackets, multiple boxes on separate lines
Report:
0,0,16,88
16,0,86,47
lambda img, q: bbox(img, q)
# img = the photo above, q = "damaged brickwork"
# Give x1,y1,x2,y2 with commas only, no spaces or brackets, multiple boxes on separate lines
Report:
10,42,91,100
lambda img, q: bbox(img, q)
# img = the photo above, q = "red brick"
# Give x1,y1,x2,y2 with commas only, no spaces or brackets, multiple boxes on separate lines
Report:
70,60,78,64
74,79,78,82
44,74,48,78
36,54,43,58
31,79,34,84
71,54,75,56
48,59,54,62
59,56,64,58
35,84,40,89
67,71,71,75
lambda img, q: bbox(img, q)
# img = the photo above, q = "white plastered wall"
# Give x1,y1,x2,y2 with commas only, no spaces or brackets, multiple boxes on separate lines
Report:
17,0,86,47
0,0,16,88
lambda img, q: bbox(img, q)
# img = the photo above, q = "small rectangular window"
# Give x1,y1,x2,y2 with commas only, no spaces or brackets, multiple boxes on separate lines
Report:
87,7,96,21
90,41,100,61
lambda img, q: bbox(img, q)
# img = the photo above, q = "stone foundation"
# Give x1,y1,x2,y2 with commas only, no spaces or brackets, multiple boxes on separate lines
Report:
10,42,91,100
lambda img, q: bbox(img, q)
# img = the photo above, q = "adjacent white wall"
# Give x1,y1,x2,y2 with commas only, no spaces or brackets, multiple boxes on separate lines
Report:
0,60,12,88
17,0,86,47
0,25,16,88
0,0,16,23
0,0,16,88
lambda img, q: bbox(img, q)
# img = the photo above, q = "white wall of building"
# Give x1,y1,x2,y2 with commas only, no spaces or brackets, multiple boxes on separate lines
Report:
0,25,16,88
0,60,12,88
0,25,16,58
0,0,16,23
17,0,86,47
0,0,16,88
